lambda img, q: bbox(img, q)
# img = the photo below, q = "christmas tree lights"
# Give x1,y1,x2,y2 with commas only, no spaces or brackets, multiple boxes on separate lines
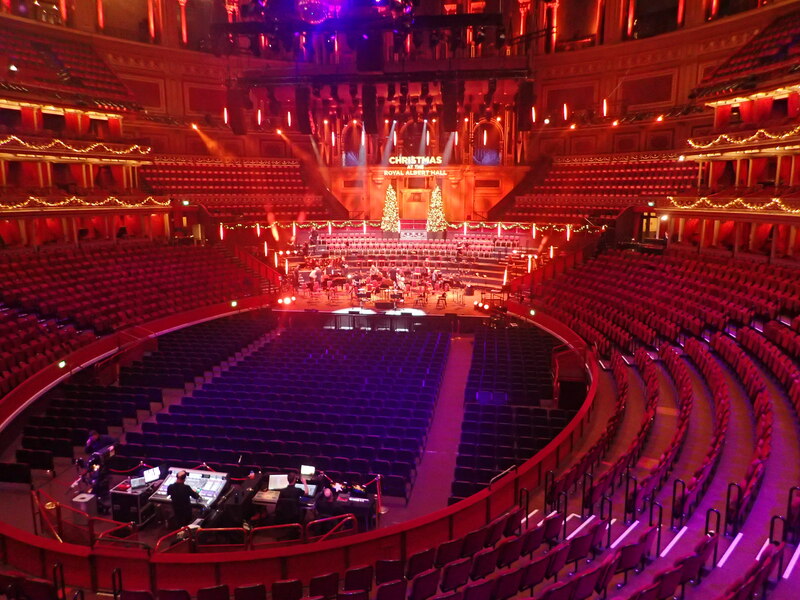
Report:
381,184,400,232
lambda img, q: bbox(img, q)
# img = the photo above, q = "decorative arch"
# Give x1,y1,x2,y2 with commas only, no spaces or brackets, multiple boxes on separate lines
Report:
472,119,503,165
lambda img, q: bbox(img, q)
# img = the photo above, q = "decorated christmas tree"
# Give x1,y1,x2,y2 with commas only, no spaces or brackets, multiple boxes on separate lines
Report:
426,185,448,232
380,184,399,232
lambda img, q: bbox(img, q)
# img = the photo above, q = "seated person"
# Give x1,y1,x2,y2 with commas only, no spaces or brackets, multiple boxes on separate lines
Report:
85,430,115,455
274,472,308,525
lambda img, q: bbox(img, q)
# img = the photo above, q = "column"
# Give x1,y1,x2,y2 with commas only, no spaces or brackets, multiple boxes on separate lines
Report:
163,213,171,239
788,226,797,257
748,221,757,251
746,159,753,187
734,159,741,188
770,227,777,263
96,0,104,31
776,155,782,188
711,219,720,247
177,0,189,46
698,218,706,253
677,217,685,243
733,222,741,257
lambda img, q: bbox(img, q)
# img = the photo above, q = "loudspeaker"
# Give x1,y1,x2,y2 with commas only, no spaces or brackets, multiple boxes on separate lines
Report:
516,81,535,132
362,84,378,134
295,86,312,134
356,34,383,71
226,87,248,135
441,80,458,132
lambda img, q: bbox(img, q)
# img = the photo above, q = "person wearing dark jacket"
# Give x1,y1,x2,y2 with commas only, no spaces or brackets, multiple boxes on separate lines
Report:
167,471,201,528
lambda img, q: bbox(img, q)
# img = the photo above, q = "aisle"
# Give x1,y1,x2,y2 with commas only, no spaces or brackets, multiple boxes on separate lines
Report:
382,335,474,525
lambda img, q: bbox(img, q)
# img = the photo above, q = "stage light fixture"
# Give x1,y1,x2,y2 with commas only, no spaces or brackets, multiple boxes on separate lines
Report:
58,360,67,369
277,129,283,134
660,215,669,221
9,64,18,72
530,309,536,316
656,115,664,122
612,120,619,126
182,200,190,206
543,118,550,124
647,201,655,207
278,298,284,304
231,300,238,308
191,123,198,130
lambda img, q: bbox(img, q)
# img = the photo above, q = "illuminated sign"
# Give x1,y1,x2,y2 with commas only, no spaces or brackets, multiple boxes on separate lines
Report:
385,155,446,176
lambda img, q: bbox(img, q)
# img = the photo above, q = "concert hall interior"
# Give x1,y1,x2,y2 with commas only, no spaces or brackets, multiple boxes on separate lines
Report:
2,0,800,599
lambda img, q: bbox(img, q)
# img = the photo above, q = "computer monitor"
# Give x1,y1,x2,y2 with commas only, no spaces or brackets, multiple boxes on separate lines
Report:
268,474,289,490
143,466,161,484
300,464,315,477
130,477,146,489
304,484,317,497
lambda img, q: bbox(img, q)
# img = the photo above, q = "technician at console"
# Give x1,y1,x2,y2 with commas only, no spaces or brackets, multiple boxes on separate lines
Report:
167,470,201,527
275,472,308,524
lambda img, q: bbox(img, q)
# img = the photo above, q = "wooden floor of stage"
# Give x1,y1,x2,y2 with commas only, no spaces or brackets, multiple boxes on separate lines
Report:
277,286,498,316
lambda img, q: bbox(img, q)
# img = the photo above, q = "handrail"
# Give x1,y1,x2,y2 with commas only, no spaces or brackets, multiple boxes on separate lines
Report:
490,464,518,486
705,508,721,565
53,562,66,600
599,496,613,549
311,514,359,543
624,471,638,525
154,526,193,553
249,523,304,550
671,479,686,530
518,488,530,530
194,527,249,552
111,567,122,600
649,500,663,557
725,482,743,536
580,472,594,519
544,470,556,513
31,490,63,543
770,515,786,545
788,486,800,543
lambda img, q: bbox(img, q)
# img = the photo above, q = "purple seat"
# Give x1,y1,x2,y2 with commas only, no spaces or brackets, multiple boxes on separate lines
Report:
343,566,374,592
122,592,154,600
565,529,595,572
520,554,549,592
271,580,302,600
375,559,405,585
496,535,522,568
469,547,499,580
407,548,436,580
197,586,230,600
234,585,266,600
409,568,441,600
440,558,472,593
570,559,605,600
461,579,495,600
502,508,524,537
544,541,571,581
436,538,464,568
375,580,407,600
309,573,339,600
652,564,683,600
493,567,523,600
542,512,564,546
520,523,546,557
158,591,190,600
537,578,577,600
336,592,368,600
461,528,488,557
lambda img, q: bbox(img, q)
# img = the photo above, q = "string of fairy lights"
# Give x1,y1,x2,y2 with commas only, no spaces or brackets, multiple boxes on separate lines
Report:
667,195,800,215
687,124,800,149
0,196,171,210
218,220,602,234
0,135,152,155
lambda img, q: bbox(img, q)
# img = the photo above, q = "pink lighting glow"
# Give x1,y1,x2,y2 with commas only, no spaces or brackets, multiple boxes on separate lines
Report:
263,241,268,256
219,224,224,240
256,223,260,237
